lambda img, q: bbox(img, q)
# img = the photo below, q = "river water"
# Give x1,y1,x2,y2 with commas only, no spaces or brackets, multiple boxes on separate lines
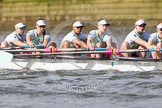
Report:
0,20,162,108
0,70,162,108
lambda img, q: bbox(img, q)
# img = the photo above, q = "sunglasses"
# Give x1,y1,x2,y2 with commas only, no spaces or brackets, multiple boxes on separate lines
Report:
39,26,46,28
19,27,25,30
159,28,162,31
138,24,146,27
102,24,109,27
76,26,83,29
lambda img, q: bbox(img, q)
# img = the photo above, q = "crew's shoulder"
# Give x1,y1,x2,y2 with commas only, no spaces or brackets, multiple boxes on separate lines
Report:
27,29,35,33
150,32,156,37
127,30,135,36
89,30,96,33
65,30,73,36
7,31,16,37
88,30,97,35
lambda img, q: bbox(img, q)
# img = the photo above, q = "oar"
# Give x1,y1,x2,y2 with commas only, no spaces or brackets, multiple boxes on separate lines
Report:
0,51,13,65
116,49,148,54
116,48,162,55
55,48,108,52
0,47,108,53
0,45,43,50
1,48,160,60
13,48,162,57
3,48,159,55
13,50,112,57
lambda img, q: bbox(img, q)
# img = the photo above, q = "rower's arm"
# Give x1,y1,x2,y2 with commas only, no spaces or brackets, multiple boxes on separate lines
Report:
72,39,87,48
87,37,94,50
135,38,152,49
42,37,49,48
26,35,34,47
106,38,112,49
13,40,27,47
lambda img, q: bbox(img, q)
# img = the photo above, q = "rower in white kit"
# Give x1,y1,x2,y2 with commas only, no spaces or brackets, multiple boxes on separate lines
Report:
120,18,159,57
87,19,116,59
148,23,162,59
1,19,28,48
26,19,56,48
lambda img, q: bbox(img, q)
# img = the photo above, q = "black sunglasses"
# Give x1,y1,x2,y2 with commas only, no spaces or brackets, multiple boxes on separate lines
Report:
139,24,146,27
160,28,162,31
19,27,26,30
39,26,46,28
76,26,83,29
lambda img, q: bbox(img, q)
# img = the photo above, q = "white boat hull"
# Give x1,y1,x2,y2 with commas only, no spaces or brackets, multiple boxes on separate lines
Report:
0,58,161,72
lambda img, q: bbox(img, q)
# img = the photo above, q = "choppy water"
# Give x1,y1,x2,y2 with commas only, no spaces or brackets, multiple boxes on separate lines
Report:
0,69,162,108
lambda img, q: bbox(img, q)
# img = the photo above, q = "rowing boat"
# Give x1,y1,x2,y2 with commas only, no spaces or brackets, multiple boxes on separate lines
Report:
0,56,161,72
0,48,161,72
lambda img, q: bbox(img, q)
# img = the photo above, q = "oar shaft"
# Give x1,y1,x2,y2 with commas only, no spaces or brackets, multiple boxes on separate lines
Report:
0,45,43,50
1,48,50,53
119,49,148,53
0,46,22,50
13,50,111,57
55,48,87,52
54,48,107,52
2,48,161,55
0,47,108,53
11,48,162,58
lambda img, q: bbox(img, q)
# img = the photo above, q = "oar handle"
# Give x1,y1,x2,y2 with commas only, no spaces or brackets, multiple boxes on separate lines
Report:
24,45,43,48
94,48,107,51
148,48,162,52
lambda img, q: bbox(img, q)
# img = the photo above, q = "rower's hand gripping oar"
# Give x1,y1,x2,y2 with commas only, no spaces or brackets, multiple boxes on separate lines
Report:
0,51,13,65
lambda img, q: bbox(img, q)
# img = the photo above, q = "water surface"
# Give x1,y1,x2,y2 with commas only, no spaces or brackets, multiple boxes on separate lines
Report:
0,69,162,108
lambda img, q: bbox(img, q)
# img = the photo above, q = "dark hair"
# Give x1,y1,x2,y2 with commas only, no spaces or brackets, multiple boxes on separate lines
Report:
36,18,46,42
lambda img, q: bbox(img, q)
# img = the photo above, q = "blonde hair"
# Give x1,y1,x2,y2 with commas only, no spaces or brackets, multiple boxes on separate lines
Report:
15,19,22,25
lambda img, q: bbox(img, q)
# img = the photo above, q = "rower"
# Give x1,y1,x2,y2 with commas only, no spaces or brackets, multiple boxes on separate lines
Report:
1,19,28,48
87,19,116,59
60,20,87,49
148,23,162,59
120,18,158,57
26,19,56,48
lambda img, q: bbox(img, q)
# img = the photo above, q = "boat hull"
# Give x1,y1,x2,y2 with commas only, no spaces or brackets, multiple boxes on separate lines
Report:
0,58,161,72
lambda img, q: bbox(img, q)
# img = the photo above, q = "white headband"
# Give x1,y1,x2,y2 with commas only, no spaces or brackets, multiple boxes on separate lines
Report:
73,21,84,27
15,22,26,28
135,19,146,25
98,19,110,25
36,20,46,26
157,23,162,29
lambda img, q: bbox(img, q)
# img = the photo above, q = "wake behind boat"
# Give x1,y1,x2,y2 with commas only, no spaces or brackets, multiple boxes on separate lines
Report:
0,55,161,72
